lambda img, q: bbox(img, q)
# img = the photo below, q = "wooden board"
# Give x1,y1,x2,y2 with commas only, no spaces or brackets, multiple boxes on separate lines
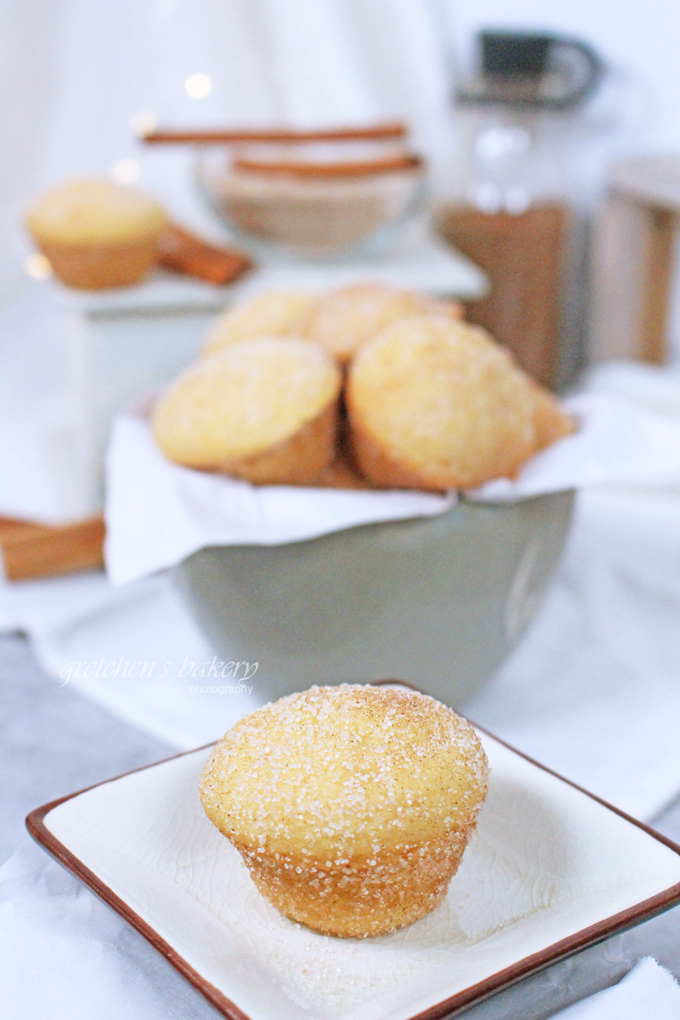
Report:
0,516,105,581
436,203,566,388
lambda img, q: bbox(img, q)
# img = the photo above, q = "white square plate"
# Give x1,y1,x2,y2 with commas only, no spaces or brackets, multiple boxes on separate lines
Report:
27,729,680,1020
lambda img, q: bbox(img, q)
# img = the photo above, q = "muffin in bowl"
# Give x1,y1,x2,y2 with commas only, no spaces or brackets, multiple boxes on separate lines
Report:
25,177,167,289
346,315,538,490
151,337,342,484
292,282,463,366
202,289,315,358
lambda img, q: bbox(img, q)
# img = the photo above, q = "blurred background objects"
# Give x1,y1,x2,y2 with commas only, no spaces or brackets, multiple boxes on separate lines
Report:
3,0,679,377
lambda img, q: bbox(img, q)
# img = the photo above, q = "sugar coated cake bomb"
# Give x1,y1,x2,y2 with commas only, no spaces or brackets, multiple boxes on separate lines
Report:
202,289,314,357
292,282,464,365
25,177,167,289
346,315,537,490
200,684,489,938
151,337,342,484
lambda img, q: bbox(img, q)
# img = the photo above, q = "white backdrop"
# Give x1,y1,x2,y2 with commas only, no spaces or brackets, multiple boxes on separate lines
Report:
0,0,454,308
2,0,679,298
2,0,680,386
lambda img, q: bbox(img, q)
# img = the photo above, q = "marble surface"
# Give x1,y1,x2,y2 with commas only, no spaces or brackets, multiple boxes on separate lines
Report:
0,633,172,867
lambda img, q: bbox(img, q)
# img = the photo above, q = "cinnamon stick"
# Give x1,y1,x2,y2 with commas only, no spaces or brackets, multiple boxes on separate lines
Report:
157,224,253,286
231,154,423,178
142,122,407,145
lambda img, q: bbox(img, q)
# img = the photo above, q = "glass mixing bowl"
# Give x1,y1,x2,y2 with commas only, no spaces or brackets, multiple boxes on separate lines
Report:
195,134,426,259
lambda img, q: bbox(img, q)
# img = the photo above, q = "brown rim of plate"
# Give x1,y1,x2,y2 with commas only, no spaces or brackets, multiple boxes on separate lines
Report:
230,154,424,178
142,122,407,144
25,687,680,1020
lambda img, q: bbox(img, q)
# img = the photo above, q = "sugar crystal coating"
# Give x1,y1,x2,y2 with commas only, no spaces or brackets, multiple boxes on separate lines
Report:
346,315,537,490
200,684,489,938
202,289,314,357
151,337,341,470
292,283,463,364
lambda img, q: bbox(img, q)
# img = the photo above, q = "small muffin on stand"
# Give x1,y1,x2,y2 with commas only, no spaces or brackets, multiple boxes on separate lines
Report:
202,289,314,357
25,177,167,289
200,684,489,938
292,282,463,365
151,337,342,484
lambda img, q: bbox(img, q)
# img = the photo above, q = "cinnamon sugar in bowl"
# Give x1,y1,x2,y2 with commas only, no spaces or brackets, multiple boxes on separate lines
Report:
196,131,425,258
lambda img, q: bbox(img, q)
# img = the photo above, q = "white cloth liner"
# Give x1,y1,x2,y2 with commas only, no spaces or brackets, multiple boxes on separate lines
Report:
104,410,456,585
550,957,680,1018
104,390,680,585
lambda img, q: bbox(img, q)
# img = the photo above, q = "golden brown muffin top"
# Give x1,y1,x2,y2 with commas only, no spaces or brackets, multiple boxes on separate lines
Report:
202,289,315,358
26,177,167,244
347,315,535,489
200,684,489,857
151,337,341,469
292,283,461,364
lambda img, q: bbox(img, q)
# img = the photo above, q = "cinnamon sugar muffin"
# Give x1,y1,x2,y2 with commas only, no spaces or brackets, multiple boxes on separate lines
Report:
203,289,314,357
346,315,536,490
200,684,489,938
25,177,167,289
151,337,342,484
292,282,463,365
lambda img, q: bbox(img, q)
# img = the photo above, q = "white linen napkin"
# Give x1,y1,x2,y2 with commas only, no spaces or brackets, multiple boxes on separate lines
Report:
105,392,680,585
104,410,456,585
550,957,680,1018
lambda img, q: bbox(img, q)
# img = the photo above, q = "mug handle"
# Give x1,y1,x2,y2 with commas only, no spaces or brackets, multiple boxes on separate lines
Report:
550,36,604,107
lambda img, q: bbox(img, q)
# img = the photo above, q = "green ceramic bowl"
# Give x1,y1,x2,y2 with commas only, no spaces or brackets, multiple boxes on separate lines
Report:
174,490,573,707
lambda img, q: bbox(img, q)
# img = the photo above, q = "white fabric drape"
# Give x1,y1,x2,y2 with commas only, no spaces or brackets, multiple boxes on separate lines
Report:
0,0,456,524
0,0,454,308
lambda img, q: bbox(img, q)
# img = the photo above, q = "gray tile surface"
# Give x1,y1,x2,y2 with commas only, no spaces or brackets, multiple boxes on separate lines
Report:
0,633,173,866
